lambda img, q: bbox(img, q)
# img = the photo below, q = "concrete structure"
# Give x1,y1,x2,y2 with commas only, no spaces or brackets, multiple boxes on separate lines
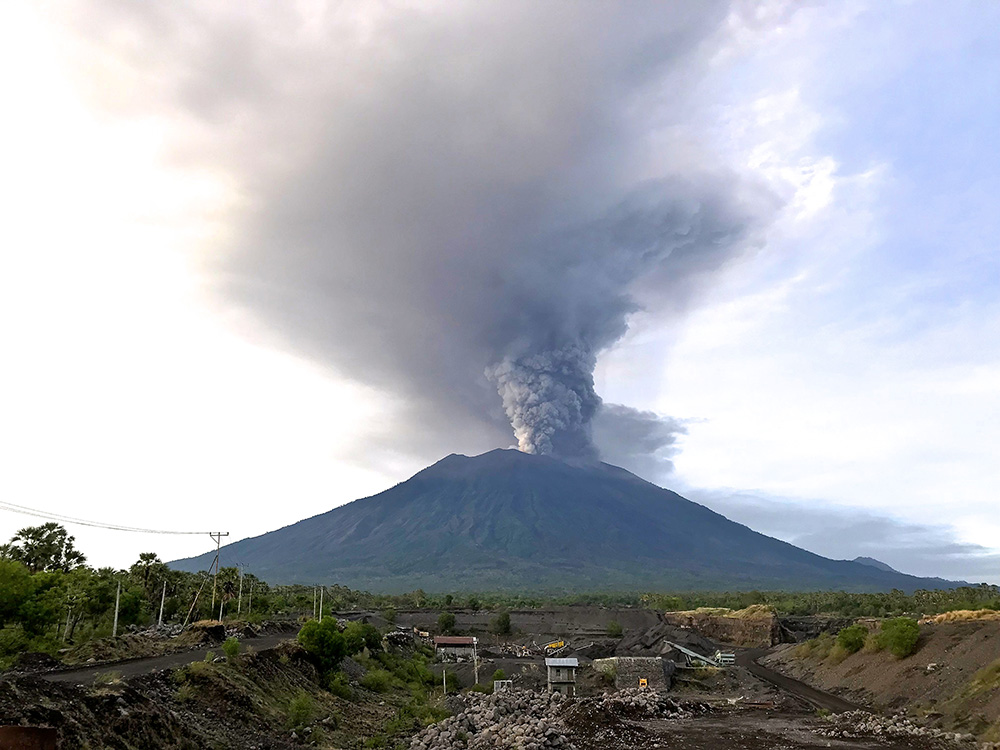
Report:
545,657,578,696
434,635,476,661
592,656,675,690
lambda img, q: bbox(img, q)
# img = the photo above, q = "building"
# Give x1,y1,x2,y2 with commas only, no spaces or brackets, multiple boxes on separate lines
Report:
433,635,476,661
545,657,578,696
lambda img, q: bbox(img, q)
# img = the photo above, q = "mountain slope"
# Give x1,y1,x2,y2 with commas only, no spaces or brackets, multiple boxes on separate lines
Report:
170,449,961,592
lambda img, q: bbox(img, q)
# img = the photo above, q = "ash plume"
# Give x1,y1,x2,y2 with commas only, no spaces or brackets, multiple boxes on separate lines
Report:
488,347,600,459
67,1,782,466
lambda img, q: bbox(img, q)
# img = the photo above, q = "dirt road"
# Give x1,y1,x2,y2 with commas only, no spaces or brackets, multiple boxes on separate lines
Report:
40,633,295,684
737,649,863,714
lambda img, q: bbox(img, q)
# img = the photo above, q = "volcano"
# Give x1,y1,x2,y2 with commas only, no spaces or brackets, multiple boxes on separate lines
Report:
170,449,959,592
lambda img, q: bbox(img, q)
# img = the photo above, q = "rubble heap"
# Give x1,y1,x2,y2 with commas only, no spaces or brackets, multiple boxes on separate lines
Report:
409,690,572,750
820,710,979,748
591,688,705,720
409,689,711,750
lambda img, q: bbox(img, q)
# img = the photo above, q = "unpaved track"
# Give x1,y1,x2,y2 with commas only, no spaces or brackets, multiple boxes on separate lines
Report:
39,633,294,684
737,649,863,714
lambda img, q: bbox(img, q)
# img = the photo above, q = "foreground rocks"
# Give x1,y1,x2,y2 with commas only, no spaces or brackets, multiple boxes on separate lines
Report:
820,710,982,748
410,690,572,750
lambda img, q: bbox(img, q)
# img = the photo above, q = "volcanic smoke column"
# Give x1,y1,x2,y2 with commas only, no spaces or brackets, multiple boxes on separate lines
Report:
487,345,601,461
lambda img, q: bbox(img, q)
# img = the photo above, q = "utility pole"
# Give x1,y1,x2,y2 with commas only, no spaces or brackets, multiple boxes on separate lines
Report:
319,586,324,623
248,582,253,615
473,637,479,686
219,597,224,622
112,580,121,638
442,666,447,694
208,531,229,612
237,567,244,616
313,587,317,619
158,581,166,628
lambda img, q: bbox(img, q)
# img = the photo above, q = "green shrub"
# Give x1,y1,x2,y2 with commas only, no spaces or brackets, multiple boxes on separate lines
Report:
879,617,920,658
286,690,314,730
222,637,240,662
381,607,397,624
204,650,215,663
442,670,462,693
173,684,196,702
437,612,456,634
361,668,393,693
607,621,623,638
324,671,356,700
836,625,867,654
492,668,506,681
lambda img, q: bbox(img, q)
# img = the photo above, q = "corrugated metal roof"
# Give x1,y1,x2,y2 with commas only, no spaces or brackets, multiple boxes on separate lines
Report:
434,636,476,645
545,658,579,667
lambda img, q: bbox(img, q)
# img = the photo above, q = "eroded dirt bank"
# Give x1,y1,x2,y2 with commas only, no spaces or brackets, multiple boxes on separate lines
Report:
764,619,1000,742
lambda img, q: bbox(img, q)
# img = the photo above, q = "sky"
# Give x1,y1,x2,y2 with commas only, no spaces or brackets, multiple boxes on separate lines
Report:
1,0,997,583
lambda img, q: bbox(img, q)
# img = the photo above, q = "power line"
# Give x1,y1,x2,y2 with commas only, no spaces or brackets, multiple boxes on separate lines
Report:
0,499,218,535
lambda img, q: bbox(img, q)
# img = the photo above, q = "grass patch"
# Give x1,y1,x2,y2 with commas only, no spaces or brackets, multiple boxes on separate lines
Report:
286,690,315,731
689,666,721,679
795,632,834,660
922,610,1000,624
93,670,122,685
963,659,1000,698
827,644,851,664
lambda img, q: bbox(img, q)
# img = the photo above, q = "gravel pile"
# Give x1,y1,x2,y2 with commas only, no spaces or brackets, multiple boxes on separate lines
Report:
409,690,573,750
820,710,979,747
409,689,712,750
592,688,705,720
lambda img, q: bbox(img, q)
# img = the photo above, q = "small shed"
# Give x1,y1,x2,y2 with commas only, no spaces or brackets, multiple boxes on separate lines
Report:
434,636,476,661
545,657,579,697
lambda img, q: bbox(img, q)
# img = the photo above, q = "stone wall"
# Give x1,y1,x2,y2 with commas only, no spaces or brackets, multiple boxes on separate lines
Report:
593,657,674,690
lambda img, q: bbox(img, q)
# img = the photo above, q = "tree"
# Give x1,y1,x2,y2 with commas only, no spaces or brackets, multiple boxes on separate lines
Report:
468,597,481,612
438,612,456,633
607,620,623,638
343,621,381,655
0,523,85,573
490,611,511,635
129,553,169,598
298,619,346,672
0,559,33,628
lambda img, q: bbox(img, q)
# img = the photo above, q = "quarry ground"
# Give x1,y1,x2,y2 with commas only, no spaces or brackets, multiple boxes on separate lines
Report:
1,607,997,748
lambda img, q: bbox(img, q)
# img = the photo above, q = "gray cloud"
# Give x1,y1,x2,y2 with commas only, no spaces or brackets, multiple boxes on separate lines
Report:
683,488,1000,583
66,1,780,463
592,404,688,477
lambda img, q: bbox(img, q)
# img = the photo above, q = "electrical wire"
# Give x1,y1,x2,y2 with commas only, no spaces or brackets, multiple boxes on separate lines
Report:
0,499,218,535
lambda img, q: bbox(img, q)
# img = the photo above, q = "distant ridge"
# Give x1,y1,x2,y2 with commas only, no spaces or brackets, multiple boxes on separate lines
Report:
852,556,899,573
170,449,965,593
